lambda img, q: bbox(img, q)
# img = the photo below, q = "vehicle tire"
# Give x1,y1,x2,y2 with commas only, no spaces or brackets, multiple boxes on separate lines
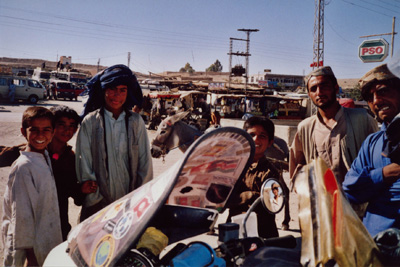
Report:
28,95,39,104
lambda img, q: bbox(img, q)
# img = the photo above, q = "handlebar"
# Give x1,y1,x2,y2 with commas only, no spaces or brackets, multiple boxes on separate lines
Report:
262,235,297,249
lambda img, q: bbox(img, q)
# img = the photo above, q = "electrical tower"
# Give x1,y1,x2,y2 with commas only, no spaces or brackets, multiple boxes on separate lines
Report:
312,0,324,69
227,28,259,105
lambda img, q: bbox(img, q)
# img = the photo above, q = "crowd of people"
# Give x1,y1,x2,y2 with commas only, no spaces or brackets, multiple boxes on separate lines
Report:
1,65,153,266
1,61,399,266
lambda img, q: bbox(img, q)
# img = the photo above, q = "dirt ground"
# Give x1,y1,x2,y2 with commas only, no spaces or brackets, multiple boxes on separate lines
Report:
0,101,300,264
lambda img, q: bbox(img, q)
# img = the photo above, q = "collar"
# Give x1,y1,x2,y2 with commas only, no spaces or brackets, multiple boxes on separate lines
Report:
316,106,344,127
250,156,269,169
104,109,126,121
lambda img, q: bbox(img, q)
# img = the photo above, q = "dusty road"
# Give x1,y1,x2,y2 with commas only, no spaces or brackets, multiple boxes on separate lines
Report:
0,98,299,263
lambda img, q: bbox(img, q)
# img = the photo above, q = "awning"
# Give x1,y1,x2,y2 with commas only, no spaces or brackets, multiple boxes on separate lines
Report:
149,92,181,99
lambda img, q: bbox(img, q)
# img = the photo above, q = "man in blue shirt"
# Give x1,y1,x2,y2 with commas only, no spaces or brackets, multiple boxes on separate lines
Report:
343,64,400,237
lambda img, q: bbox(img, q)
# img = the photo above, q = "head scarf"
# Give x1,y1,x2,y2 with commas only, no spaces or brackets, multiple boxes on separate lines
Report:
81,64,143,118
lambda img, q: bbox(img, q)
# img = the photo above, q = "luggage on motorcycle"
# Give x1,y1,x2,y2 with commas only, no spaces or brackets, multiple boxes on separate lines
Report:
66,127,254,266
169,241,226,267
293,158,382,266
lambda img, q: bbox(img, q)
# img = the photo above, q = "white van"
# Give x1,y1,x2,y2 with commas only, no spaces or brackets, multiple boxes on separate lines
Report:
0,75,46,104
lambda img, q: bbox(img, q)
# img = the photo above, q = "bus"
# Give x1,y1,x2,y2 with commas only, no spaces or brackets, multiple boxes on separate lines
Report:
50,71,88,87
32,68,51,85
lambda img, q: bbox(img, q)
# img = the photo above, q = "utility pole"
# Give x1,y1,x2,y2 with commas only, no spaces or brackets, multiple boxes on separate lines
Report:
392,17,396,57
227,28,259,113
359,17,397,58
97,58,100,73
128,52,131,68
312,0,324,69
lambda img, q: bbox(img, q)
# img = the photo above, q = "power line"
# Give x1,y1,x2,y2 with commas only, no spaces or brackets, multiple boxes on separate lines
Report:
325,16,356,45
377,0,400,11
0,5,229,44
358,0,400,13
340,0,394,18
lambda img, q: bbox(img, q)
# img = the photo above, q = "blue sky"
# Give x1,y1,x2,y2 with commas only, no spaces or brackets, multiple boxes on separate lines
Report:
0,0,399,79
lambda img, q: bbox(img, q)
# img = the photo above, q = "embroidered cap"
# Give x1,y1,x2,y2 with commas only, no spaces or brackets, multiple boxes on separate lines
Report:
304,66,337,88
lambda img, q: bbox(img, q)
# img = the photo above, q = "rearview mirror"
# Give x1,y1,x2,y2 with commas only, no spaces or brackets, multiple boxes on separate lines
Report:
261,178,285,214
241,178,286,238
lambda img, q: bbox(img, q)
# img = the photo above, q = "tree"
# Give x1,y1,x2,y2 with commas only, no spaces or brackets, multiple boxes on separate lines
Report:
180,62,195,73
343,85,362,101
206,59,223,72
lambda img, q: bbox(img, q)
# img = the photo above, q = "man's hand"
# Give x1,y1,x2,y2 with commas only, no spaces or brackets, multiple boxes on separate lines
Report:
81,180,98,194
382,163,400,184
239,191,259,204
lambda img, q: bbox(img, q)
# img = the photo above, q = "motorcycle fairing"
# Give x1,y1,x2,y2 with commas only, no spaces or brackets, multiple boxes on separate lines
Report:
66,127,255,267
294,158,382,266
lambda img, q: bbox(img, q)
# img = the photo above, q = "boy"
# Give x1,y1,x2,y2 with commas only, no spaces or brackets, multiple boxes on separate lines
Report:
2,107,62,266
0,106,87,241
227,117,290,238
76,65,153,221
47,106,87,240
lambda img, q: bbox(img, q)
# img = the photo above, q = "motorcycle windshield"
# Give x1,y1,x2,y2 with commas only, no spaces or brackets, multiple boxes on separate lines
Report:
66,127,254,267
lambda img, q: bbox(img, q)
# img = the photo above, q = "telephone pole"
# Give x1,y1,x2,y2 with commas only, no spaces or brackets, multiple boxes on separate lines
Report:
359,17,397,58
227,28,259,113
128,52,131,68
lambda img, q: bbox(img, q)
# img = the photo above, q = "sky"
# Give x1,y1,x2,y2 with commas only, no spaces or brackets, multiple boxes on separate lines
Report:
0,0,399,79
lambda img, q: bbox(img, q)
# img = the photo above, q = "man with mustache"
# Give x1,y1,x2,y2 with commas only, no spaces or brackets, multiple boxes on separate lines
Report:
343,64,400,237
289,66,378,189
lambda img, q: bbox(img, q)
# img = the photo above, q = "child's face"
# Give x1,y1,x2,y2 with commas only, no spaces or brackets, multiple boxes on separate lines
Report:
53,117,78,144
246,125,273,160
21,118,54,153
104,85,128,114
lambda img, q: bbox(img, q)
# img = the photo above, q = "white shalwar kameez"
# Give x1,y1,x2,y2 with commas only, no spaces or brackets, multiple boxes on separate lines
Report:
2,151,62,266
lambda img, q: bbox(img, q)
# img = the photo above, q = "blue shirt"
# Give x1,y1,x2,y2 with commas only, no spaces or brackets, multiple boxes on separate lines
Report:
343,124,400,237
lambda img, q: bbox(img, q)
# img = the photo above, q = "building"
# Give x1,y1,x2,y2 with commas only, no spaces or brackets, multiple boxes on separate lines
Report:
249,72,305,91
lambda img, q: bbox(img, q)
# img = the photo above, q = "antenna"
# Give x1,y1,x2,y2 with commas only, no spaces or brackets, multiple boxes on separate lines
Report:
312,0,324,69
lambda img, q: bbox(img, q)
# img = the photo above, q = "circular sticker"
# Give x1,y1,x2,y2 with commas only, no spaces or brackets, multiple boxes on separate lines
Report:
91,235,115,267
113,211,134,240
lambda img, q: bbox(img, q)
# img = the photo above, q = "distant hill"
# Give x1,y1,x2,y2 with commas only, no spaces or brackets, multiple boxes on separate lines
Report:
0,57,104,76
0,57,360,90
338,78,359,89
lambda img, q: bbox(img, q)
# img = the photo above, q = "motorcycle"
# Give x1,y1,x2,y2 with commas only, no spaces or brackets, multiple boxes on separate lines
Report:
45,126,296,267
45,126,395,267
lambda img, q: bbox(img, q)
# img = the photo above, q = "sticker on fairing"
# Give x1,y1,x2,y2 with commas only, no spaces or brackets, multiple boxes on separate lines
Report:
91,234,115,267
112,211,134,240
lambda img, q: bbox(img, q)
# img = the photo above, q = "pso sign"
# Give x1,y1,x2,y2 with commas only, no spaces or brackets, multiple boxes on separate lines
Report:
359,39,389,63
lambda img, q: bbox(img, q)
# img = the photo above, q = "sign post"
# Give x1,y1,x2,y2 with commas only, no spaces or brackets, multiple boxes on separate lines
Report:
359,39,389,63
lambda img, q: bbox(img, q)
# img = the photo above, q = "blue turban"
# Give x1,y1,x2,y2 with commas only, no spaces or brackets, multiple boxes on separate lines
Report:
81,64,143,118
